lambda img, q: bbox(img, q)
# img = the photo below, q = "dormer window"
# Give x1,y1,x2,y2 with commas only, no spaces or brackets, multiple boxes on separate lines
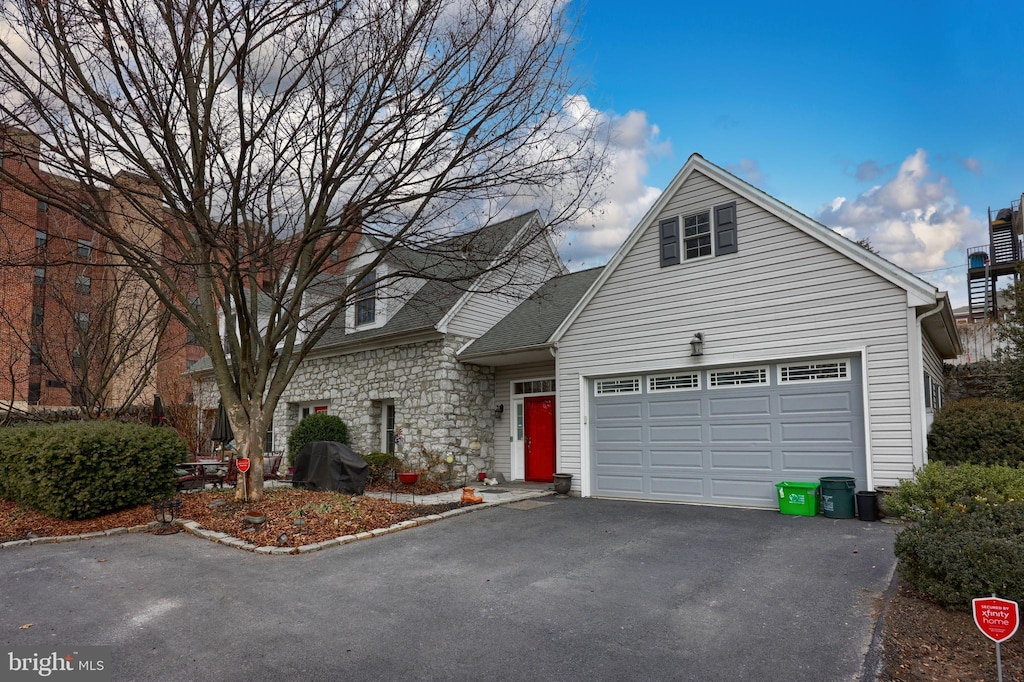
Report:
355,271,376,326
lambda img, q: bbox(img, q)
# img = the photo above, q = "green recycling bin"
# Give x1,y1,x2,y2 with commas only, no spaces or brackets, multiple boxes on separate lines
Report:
819,476,856,518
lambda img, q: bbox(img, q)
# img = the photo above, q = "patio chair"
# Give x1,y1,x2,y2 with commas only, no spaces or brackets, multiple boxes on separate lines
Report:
175,464,206,491
263,453,283,481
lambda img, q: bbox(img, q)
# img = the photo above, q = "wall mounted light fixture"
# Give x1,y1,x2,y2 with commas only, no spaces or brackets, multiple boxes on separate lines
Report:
689,332,704,357
494,403,505,418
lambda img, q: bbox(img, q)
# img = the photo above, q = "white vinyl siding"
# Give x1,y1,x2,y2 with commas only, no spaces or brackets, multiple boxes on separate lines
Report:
445,232,563,339
556,169,917,490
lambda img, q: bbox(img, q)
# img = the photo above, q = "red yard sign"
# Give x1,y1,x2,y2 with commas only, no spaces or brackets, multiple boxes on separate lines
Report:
236,458,250,474
974,597,1020,643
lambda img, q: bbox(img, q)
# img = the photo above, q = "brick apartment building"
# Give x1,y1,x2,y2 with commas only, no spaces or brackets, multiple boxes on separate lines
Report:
0,130,205,413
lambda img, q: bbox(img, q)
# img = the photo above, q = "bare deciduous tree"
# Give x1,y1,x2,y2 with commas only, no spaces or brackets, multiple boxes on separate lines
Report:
0,0,603,499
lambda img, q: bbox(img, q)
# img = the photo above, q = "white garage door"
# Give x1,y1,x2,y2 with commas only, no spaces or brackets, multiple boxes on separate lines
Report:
589,357,866,507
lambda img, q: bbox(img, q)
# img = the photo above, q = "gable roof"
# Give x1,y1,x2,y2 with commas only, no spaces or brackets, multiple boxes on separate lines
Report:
551,153,959,354
320,210,545,347
189,211,548,373
458,266,603,362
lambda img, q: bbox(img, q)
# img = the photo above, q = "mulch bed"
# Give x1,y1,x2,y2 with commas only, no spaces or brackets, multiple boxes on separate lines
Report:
1,484,471,548
882,582,1024,681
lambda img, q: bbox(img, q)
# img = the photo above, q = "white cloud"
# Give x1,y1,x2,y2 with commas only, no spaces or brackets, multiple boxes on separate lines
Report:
556,105,667,268
727,158,763,185
959,156,983,176
816,150,985,290
854,160,886,182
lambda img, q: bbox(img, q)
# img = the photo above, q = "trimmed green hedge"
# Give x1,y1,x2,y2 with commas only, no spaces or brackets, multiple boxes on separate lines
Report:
881,462,1024,521
0,421,185,520
927,399,1024,466
895,501,1024,611
287,414,349,465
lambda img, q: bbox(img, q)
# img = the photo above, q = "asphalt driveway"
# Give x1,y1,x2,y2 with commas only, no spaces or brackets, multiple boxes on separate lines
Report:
1,498,896,681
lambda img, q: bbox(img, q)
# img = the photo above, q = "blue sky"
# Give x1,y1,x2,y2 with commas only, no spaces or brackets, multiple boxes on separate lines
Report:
559,0,1024,307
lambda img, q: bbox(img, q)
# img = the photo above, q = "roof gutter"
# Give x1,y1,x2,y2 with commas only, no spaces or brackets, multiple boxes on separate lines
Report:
917,295,962,358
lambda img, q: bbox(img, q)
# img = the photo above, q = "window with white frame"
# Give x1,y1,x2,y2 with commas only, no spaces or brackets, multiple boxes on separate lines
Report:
594,377,641,395
683,211,711,259
354,271,376,325
708,367,768,388
648,372,701,392
924,372,942,411
779,360,850,384
513,379,555,395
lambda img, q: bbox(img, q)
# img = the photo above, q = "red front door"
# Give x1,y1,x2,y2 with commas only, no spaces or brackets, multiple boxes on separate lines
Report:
524,395,556,482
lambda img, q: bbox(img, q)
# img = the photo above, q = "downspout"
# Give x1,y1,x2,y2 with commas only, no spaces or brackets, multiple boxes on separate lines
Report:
914,299,946,469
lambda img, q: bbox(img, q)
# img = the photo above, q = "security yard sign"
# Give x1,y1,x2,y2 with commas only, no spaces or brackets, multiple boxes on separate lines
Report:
974,597,1019,643
236,458,250,473
973,596,1019,682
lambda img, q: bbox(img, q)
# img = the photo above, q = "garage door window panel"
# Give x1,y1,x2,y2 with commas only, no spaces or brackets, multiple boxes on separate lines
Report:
594,377,641,395
708,367,768,388
779,360,850,384
648,372,700,392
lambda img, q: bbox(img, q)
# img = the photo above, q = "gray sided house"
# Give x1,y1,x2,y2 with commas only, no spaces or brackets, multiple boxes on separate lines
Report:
546,154,960,506
194,154,961,507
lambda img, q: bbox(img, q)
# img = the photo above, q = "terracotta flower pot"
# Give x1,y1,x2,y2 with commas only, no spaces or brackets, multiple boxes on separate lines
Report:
398,472,420,485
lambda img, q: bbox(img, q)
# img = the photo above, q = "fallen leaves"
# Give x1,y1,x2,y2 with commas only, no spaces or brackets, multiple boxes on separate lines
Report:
1,488,466,548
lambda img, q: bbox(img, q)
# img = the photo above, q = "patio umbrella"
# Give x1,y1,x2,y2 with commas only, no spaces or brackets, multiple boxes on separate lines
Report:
150,394,165,427
211,400,234,444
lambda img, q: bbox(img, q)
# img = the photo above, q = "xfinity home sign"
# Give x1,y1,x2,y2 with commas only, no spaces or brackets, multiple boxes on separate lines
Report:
3,646,111,680
973,597,1020,643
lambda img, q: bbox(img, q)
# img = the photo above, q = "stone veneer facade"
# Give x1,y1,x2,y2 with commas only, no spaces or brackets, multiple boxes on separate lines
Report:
273,334,498,477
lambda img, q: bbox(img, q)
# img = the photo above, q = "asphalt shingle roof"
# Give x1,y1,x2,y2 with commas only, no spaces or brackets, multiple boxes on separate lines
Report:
459,266,604,357
189,211,541,372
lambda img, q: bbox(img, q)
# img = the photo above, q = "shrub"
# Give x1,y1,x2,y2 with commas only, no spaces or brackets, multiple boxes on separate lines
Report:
881,462,1024,521
895,501,1024,610
927,399,1024,465
362,451,400,484
0,421,185,520
287,414,349,465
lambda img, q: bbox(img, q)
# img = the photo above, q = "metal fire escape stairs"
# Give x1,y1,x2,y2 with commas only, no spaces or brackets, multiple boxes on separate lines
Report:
967,201,1021,321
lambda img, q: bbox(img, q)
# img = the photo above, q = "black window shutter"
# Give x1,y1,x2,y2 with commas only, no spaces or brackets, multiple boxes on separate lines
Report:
714,202,738,255
659,217,680,267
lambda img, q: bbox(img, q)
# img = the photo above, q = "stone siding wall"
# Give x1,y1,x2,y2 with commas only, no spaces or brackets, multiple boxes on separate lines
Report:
276,335,497,476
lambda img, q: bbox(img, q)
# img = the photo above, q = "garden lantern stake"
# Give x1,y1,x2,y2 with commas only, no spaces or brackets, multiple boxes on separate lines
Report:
151,498,182,534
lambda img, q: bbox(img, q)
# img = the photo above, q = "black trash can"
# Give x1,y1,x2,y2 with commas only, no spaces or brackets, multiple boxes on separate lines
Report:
819,476,856,519
856,491,879,522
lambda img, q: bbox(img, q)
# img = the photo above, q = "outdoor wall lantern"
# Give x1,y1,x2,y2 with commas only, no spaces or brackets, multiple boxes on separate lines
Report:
689,332,704,357
494,403,505,418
